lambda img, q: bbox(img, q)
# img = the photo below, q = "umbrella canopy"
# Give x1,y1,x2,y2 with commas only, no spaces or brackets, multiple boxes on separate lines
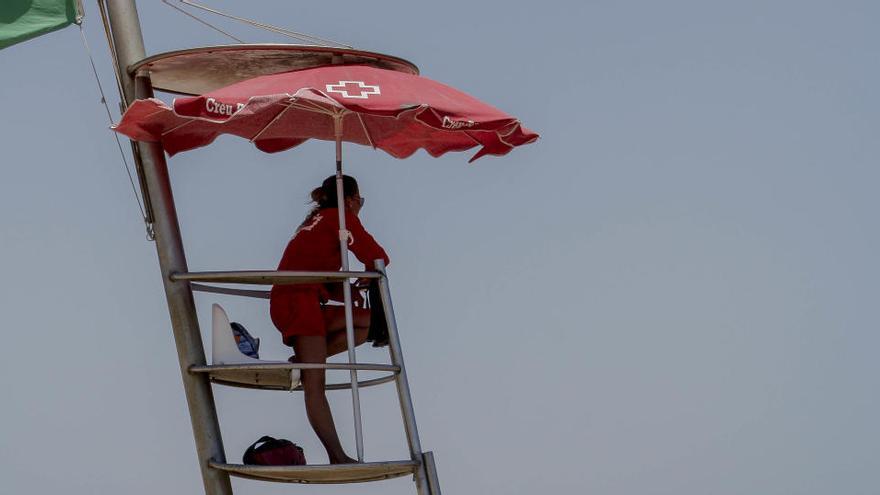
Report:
113,64,538,161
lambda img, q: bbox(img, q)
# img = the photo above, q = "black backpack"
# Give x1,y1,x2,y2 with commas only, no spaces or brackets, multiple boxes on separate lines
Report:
366,281,389,347
242,436,306,465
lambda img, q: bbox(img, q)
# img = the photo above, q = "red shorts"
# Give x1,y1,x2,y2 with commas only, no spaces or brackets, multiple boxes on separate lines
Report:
270,288,327,345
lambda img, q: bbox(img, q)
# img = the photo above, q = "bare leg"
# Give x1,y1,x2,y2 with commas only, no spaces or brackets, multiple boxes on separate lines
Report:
325,327,368,357
321,305,370,358
293,335,356,464
288,306,370,361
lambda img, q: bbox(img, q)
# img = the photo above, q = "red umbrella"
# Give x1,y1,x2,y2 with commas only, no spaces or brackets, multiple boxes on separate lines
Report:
113,64,537,462
113,64,537,161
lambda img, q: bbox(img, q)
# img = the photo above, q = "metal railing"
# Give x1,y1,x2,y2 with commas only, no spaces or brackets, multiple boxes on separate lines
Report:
189,362,400,391
172,269,381,285
183,270,380,300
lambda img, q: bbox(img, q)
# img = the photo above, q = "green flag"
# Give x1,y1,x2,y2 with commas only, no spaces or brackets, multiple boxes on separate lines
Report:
0,0,83,50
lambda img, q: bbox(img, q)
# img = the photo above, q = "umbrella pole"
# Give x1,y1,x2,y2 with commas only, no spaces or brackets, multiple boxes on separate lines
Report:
334,114,366,463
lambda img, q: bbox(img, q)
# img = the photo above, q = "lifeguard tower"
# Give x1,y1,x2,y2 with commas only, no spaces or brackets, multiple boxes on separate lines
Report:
101,1,442,494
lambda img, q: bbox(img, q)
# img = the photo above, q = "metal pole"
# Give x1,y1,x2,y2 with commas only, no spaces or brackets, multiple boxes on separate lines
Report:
375,259,430,495
104,2,232,494
334,115,365,462
423,451,443,495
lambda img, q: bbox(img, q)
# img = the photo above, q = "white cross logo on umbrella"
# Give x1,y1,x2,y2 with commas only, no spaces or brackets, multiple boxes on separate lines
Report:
325,80,381,99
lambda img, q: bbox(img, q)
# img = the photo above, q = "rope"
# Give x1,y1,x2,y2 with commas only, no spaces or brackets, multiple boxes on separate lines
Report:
166,0,352,48
160,0,244,43
78,23,155,241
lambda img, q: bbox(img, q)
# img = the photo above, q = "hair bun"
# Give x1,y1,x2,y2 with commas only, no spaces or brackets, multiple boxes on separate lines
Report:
310,187,327,203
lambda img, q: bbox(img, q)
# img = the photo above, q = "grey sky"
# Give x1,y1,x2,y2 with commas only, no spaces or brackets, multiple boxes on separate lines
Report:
1,1,878,494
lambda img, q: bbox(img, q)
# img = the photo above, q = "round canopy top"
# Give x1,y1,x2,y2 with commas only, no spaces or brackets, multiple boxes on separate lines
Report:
129,44,420,96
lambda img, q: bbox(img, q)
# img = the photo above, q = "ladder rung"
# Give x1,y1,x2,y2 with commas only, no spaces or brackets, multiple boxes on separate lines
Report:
208,459,419,484
190,363,399,391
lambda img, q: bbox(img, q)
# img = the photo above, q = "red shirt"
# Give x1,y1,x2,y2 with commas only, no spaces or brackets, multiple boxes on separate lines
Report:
270,207,389,300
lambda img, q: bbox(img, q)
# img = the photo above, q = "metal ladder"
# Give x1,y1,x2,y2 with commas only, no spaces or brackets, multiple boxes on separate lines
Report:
183,266,442,493
101,2,442,493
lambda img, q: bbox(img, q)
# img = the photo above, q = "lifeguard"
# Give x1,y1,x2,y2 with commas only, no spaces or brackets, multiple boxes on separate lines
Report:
270,174,388,465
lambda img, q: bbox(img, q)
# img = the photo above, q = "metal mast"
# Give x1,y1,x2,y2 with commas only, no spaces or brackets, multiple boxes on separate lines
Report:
103,1,232,494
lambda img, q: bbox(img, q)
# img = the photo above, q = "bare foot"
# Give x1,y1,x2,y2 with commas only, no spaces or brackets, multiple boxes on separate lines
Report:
330,455,358,465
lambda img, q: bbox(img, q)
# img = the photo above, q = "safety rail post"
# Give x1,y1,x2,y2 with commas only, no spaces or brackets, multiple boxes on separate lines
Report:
333,115,365,462
104,2,232,494
423,451,442,495
374,259,431,495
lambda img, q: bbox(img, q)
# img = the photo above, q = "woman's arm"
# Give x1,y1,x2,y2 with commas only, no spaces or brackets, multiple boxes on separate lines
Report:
345,211,390,269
